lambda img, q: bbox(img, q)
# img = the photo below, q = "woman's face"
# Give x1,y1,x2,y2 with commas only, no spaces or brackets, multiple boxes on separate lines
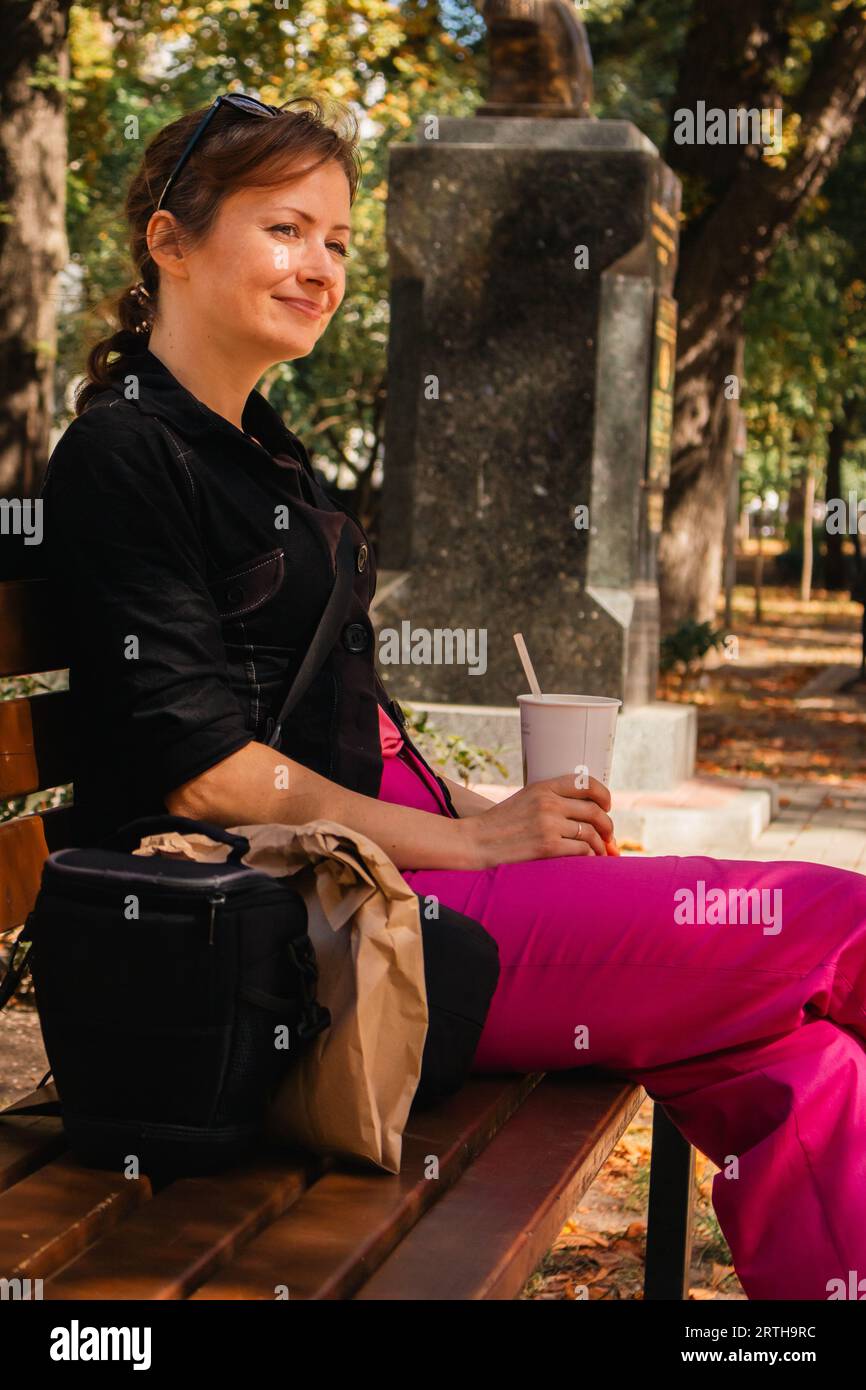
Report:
159,159,351,365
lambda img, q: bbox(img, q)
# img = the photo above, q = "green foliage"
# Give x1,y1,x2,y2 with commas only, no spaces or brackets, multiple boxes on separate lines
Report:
401,704,509,786
584,0,690,149
660,620,727,676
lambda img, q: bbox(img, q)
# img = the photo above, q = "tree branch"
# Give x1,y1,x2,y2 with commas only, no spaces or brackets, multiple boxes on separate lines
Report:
675,3,866,364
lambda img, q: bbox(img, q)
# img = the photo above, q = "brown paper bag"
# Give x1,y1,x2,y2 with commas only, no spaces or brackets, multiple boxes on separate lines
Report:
133,820,428,1173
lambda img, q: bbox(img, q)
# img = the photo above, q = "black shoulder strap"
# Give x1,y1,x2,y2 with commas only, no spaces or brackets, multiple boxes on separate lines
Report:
265,524,356,748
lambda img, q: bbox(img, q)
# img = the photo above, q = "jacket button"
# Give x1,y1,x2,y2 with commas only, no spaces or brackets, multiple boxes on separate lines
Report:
226,584,244,605
356,544,368,574
342,621,369,654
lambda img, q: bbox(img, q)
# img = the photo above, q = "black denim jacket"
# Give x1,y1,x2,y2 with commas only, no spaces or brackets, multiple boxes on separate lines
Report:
39,348,457,844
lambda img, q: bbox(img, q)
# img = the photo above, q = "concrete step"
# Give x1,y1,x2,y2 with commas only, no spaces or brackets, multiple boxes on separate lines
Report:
471,775,776,856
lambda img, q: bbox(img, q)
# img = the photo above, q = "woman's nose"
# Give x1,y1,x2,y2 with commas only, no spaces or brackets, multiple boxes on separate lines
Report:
298,241,339,287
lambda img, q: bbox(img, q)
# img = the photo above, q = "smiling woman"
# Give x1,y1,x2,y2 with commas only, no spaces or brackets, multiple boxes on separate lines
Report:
141,159,352,423
75,92,361,422
42,89,866,1306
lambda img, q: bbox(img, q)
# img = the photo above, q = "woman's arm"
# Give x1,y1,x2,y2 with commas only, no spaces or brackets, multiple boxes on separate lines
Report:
440,773,618,850
167,743,619,869
439,775,498,817
165,741,480,872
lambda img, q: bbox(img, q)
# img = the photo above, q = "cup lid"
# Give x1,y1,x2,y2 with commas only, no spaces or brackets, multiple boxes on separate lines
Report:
517,692,622,708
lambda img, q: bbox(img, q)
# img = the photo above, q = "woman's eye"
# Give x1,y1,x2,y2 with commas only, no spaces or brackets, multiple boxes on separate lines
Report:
270,225,348,258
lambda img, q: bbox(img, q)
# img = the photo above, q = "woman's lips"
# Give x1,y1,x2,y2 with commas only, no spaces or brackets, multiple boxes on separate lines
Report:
274,297,323,320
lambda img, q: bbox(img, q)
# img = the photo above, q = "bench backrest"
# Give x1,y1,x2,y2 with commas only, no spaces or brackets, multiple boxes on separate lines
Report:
0,577,75,933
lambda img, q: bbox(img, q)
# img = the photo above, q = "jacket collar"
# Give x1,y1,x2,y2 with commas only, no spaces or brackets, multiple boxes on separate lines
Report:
105,347,309,463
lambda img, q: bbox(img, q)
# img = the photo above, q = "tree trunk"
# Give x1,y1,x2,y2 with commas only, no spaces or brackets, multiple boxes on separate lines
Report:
723,411,744,628
659,0,866,629
787,472,805,536
659,323,743,627
0,0,73,500
825,404,853,589
800,459,816,601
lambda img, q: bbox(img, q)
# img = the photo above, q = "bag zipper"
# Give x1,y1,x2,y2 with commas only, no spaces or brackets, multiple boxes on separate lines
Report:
37,864,283,901
207,892,226,946
34,877,300,947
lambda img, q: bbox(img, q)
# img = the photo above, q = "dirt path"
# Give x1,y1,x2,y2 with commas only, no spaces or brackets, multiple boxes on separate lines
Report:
0,1000,49,1108
666,587,866,783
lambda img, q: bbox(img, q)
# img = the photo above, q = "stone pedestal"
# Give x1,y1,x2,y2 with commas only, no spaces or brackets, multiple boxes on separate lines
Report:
378,116,681,709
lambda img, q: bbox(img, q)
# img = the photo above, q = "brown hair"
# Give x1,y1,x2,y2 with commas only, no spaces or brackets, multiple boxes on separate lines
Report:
74,93,361,415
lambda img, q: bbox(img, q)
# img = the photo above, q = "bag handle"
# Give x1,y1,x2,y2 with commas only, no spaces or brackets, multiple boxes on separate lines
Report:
100,815,250,859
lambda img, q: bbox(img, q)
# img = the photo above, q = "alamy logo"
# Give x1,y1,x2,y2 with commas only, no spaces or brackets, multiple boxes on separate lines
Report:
0,498,42,545
673,879,782,935
673,103,783,154
378,621,487,675
0,1277,43,1299
49,1320,152,1370
825,494,865,534
826,1270,866,1299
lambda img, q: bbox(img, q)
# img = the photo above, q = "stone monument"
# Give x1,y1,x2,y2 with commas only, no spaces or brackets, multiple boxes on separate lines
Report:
374,0,695,788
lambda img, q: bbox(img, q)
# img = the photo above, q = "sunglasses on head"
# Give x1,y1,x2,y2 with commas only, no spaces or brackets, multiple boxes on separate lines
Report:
155,93,283,213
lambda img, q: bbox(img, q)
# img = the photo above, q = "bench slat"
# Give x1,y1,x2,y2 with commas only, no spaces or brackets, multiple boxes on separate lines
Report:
45,1154,323,1300
0,812,50,932
0,691,73,797
0,578,68,677
0,1154,151,1280
355,1074,645,1300
0,806,77,932
189,1074,541,1301
0,1084,64,1193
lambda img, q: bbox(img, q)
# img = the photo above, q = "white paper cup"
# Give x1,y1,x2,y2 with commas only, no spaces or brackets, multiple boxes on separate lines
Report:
518,693,622,788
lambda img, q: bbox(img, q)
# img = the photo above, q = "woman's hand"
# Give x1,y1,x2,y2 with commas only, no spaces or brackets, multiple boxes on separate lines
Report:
460,773,618,870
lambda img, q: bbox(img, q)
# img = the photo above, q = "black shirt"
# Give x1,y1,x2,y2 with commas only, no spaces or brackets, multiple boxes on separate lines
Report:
39,348,433,845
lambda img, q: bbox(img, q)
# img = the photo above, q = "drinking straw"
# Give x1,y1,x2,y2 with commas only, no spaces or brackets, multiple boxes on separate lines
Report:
513,633,544,699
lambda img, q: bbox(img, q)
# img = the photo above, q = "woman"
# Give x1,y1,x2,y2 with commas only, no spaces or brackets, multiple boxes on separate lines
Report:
41,94,866,1301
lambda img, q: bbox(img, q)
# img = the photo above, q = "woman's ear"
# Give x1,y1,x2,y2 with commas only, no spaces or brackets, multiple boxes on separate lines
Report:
146,209,188,284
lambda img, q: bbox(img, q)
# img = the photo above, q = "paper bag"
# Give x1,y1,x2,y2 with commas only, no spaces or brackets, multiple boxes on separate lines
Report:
134,819,428,1173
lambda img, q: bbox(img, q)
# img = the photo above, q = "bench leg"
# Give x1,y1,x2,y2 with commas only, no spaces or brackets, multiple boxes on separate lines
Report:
643,1101,695,1300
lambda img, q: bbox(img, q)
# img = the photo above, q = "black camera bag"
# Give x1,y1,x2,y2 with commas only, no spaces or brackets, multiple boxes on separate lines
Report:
13,815,329,1175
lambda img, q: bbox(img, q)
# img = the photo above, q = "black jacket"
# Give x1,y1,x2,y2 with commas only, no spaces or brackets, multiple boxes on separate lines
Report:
39,348,457,845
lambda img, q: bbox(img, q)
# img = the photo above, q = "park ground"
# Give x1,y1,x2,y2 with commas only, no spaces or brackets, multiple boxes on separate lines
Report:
2,585,864,1299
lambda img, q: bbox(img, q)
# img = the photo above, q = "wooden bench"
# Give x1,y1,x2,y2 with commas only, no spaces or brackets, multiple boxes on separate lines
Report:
0,574,695,1300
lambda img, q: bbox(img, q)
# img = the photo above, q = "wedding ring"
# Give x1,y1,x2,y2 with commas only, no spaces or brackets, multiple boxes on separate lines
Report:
575,823,583,840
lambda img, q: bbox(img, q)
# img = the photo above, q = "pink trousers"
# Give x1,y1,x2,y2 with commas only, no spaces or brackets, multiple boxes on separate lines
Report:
378,742,866,1300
